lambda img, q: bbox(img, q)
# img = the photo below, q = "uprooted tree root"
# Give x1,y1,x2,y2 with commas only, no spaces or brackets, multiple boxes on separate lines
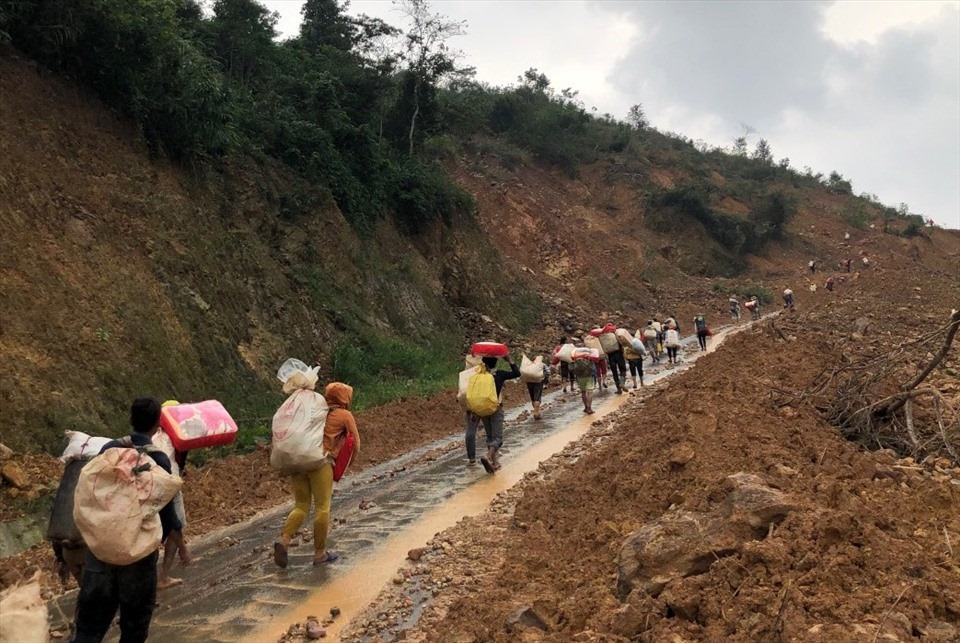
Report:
797,309,960,464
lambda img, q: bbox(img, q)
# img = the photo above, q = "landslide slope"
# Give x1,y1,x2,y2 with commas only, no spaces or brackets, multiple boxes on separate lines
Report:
1,51,957,458
0,55,535,452
391,253,960,642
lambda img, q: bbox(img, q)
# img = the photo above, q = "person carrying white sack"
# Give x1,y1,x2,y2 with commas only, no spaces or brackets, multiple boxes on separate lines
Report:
271,360,360,568
520,354,550,420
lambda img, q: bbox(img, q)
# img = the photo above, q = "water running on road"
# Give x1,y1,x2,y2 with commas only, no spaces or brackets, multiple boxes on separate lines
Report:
51,319,763,642
245,320,756,641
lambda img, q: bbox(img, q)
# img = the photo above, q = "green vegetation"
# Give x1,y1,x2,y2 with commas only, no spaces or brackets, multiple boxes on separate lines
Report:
646,182,798,273
331,330,462,411
0,0,920,239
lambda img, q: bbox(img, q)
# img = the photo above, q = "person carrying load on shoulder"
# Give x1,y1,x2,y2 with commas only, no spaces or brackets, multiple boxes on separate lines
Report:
643,320,660,363
553,336,577,393
693,314,709,351
274,381,360,568
623,329,647,389
729,297,741,323
783,288,794,310
151,407,192,591
745,295,761,320
569,349,599,414
664,327,681,364
465,354,520,474
520,353,550,420
825,276,835,292
72,398,183,643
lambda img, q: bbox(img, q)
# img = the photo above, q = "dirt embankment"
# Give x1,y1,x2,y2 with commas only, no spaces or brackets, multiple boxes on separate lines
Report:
340,260,960,642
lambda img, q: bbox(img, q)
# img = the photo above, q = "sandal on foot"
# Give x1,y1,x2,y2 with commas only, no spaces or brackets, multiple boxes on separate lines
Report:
273,542,289,569
313,551,340,565
479,456,495,474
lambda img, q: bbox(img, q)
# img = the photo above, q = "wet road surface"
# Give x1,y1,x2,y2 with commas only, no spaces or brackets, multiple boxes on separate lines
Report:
50,320,764,641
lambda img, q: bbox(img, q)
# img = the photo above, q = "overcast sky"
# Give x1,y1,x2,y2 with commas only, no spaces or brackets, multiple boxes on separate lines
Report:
264,0,960,228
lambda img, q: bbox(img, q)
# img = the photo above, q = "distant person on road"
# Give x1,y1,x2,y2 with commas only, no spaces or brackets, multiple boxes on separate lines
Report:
72,398,182,643
693,314,709,351
527,357,550,420
594,353,610,389
825,276,835,292
554,336,577,394
468,355,520,473
729,297,741,323
783,288,794,310
862,256,870,269
643,321,660,364
664,327,681,364
275,382,360,568
809,259,817,274
604,325,628,395
624,330,646,389
844,258,852,273
749,295,761,320
570,353,598,414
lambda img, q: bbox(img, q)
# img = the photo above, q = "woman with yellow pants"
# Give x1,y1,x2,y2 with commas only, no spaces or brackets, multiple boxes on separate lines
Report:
274,382,360,567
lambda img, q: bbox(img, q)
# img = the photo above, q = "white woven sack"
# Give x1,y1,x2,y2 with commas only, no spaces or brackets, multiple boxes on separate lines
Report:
554,344,575,363
270,389,330,473
599,332,620,354
59,430,112,463
519,355,545,383
457,366,479,409
73,448,182,565
0,576,48,643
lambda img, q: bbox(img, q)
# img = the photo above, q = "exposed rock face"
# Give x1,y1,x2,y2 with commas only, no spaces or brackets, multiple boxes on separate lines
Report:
617,473,796,599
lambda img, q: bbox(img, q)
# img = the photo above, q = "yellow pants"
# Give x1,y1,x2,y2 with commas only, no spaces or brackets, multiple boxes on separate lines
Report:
281,464,333,554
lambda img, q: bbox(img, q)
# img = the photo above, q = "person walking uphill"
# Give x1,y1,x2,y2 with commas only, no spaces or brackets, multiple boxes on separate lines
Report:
466,356,520,474
274,382,360,568
693,314,709,351
72,398,183,643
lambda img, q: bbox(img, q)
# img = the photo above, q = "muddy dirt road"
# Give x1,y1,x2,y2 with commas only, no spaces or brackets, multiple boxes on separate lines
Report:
49,325,747,642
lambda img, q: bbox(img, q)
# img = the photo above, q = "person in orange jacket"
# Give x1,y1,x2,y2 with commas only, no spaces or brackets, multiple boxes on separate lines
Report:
274,382,360,568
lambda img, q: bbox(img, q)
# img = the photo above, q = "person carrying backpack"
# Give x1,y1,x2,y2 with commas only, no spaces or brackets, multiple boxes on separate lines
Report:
729,297,741,323
664,327,681,364
465,355,519,473
72,398,183,643
274,382,360,568
570,353,599,414
693,315,709,351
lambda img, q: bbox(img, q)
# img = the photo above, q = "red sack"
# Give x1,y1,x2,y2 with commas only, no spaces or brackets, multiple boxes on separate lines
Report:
470,342,508,358
333,432,356,482
705,328,713,336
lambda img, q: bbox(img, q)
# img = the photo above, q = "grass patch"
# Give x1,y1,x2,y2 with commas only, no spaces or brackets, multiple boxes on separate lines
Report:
331,330,462,411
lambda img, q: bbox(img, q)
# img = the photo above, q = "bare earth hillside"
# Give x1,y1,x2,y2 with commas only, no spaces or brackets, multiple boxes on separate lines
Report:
1,50,959,642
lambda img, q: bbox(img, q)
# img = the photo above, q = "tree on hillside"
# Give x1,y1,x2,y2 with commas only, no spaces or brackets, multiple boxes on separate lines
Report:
300,0,354,51
627,103,648,131
520,67,551,93
827,171,852,194
212,0,278,85
395,0,471,155
753,138,773,164
732,136,748,156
